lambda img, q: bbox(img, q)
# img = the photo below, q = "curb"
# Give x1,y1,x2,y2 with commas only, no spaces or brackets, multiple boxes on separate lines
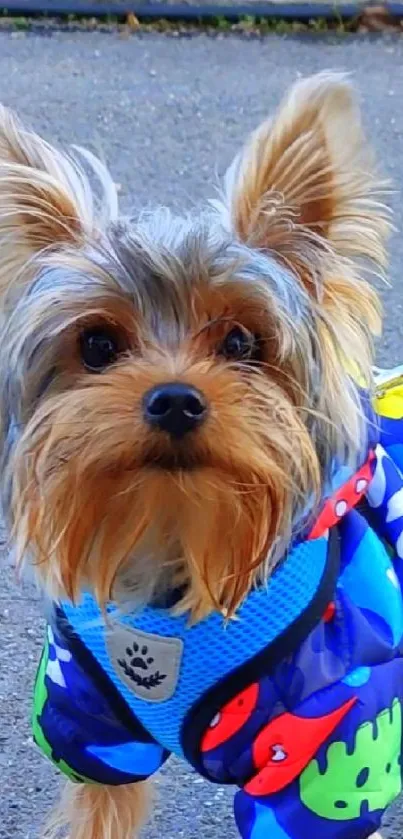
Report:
0,0,402,22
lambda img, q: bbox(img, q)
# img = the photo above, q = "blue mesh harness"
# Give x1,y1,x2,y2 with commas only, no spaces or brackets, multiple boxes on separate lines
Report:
62,532,333,757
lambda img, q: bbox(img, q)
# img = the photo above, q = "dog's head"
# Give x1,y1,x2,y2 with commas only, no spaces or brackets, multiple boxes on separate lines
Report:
0,73,390,619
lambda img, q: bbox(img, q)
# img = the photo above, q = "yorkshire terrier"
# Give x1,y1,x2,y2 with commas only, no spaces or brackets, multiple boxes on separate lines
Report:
2,72,403,839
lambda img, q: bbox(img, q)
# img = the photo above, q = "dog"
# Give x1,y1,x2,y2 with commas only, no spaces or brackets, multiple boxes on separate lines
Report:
0,72,401,839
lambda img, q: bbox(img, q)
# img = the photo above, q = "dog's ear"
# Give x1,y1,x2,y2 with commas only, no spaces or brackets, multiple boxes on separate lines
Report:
0,105,117,303
222,72,390,285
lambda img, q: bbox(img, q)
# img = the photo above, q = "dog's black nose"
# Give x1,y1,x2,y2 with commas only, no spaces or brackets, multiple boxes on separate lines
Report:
143,383,207,439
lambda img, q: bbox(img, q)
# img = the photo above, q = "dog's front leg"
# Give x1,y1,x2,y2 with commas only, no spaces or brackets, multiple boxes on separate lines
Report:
43,780,152,839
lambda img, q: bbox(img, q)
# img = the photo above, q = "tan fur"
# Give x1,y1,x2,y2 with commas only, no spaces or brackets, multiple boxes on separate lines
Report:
0,105,116,305
226,71,389,265
223,72,388,384
0,74,393,839
43,780,151,839
13,342,318,619
7,74,390,623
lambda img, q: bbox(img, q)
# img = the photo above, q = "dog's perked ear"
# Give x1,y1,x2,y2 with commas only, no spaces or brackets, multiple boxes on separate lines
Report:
0,105,117,305
221,71,391,292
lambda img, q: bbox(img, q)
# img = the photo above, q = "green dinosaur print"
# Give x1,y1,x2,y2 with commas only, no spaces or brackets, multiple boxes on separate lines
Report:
300,699,402,820
32,639,52,755
32,637,92,784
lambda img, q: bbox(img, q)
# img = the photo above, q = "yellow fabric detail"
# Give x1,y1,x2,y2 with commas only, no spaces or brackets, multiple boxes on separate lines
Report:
375,369,403,420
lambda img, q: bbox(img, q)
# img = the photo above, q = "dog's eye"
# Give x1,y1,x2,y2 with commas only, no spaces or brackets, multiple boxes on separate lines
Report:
80,328,119,372
220,326,260,361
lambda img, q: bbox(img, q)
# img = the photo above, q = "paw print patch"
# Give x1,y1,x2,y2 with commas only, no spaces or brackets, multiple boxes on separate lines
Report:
106,624,183,703
118,642,166,691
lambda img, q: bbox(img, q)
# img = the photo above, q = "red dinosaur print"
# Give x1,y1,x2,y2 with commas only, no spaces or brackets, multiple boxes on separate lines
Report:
245,697,357,796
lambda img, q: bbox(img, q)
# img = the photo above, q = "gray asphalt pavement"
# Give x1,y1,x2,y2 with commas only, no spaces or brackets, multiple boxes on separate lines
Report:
1,29,403,839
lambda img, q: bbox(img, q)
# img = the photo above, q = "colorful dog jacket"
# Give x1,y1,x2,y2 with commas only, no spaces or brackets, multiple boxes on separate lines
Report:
33,368,403,839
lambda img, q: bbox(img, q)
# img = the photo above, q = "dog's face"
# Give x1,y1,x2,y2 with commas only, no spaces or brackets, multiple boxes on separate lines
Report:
0,73,390,619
